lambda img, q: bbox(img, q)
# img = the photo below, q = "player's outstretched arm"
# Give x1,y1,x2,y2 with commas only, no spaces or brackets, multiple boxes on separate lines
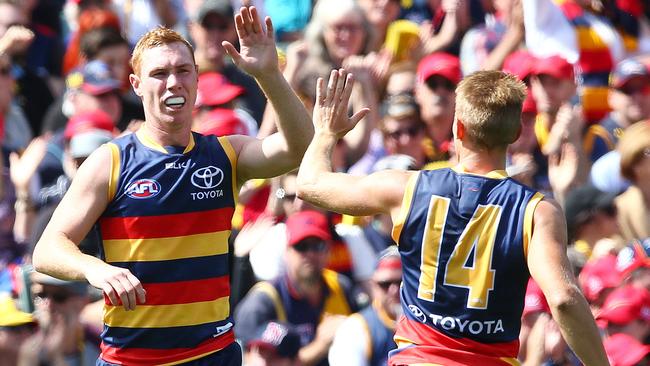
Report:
296,69,411,217
222,6,313,184
527,198,609,366
32,146,146,311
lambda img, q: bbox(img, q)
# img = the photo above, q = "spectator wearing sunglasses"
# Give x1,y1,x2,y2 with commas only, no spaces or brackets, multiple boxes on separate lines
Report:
585,57,650,162
329,246,401,366
235,210,361,366
379,93,429,169
414,52,461,163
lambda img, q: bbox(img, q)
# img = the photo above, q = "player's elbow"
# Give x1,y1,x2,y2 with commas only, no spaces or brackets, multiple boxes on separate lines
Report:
546,284,584,313
31,241,48,273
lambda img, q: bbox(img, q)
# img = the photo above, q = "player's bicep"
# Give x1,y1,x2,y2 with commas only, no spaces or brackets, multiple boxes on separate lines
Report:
42,146,111,245
527,199,578,301
229,134,297,185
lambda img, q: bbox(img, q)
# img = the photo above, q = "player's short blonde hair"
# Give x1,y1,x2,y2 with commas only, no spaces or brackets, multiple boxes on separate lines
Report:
455,71,527,150
130,26,196,76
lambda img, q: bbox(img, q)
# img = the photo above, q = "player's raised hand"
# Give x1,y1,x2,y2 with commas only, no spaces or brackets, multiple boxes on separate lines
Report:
313,69,369,139
222,6,278,78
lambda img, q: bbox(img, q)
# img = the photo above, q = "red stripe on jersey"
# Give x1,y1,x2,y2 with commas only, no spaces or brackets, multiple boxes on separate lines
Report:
99,207,235,239
390,316,519,365
103,276,230,306
100,330,235,365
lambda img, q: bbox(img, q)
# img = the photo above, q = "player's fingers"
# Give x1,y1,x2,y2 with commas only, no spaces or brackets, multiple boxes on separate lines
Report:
109,278,131,311
340,73,355,107
350,108,369,126
316,77,325,105
116,276,137,310
333,69,347,103
222,42,242,64
265,17,274,39
101,283,120,307
125,273,146,305
234,13,246,38
240,7,254,35
325,70,338,104
250,7,262,34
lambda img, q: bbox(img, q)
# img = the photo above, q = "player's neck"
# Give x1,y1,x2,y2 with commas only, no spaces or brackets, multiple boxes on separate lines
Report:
456,148,507,175
141,121,192,148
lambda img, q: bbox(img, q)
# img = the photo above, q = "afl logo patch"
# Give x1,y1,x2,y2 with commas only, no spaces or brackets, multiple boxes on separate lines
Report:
126,179,161,199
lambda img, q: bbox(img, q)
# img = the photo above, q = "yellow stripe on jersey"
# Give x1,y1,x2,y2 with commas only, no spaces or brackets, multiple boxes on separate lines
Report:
102,231,230,262
218,136,239,203
107,143,121,202
500,357,522,366
392,172,420,243
105,297,230,328
580,87,609,111
523,192,545,259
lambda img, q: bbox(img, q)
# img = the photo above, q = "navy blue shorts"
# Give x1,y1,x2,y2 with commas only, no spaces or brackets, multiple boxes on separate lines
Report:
96,341,242,366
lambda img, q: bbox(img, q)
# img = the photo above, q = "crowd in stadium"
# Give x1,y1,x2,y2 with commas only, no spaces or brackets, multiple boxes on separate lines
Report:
0,0,650,365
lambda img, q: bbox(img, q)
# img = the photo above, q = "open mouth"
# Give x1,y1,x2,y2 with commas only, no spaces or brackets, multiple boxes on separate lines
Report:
164,96,186,109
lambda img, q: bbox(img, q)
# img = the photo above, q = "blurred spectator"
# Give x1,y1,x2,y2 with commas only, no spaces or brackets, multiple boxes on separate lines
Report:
61,7,121,77
523,0,630,124
0,0,55,137
300,0,374,80
460,0,525,74
617,238,650,291
21,271,98,366
0,294,38,366
616,120,650,242
187,0,267,123
358,0,402,52
79,27,130,89
590,150,631,194
585,57,650,162
416,0,477,56
329,246,401,366
111,0,186,47
235,210,361,366
596,284,650,342
193,71,258,136
195,108,249,137
603,333,650,366
563,184,621,262
0,52,32,152
415,52,460,162
578,254,622,309
244,321,302,366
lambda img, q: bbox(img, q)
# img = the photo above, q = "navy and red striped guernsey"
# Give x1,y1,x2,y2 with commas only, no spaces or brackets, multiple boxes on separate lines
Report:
97,129,238,365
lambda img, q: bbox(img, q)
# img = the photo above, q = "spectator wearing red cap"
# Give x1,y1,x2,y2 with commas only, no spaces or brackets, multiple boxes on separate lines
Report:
329,246,401,366
415,52,460,161
603,333,650,366
504,51,539,187
193,71,258,137
584,57,650,162
579,255,622,309
235,210,361,366
187,0,267,123
597,285,650,342
617,239,650,291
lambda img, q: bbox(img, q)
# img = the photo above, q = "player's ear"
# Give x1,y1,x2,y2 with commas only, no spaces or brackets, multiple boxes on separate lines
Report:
455,118,466,140
130,74,142,98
